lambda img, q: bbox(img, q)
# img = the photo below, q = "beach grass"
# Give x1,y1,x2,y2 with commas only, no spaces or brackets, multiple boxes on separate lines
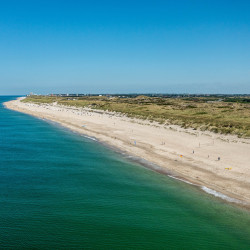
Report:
22,95,250,138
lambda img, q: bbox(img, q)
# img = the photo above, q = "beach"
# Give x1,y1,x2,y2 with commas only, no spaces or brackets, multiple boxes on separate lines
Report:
5,97,250,206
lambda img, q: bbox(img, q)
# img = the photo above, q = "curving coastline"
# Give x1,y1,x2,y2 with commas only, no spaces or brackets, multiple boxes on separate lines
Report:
4,97,250,208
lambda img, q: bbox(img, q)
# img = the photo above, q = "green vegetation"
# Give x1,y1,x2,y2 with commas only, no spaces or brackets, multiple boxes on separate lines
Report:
22,95,250,138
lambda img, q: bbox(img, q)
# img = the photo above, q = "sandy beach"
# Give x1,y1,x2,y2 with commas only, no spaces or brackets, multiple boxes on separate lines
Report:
5,97,250,207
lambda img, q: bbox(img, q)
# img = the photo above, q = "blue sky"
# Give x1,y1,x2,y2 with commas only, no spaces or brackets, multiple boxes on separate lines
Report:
0,0,249,94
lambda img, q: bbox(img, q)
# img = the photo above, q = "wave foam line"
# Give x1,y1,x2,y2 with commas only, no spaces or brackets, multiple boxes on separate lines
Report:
168,175,245,204
201,186,243,204
84,135,97,141
168,175,197,186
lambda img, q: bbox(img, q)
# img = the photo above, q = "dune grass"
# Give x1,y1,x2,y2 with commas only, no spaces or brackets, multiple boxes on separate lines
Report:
22,95,250,138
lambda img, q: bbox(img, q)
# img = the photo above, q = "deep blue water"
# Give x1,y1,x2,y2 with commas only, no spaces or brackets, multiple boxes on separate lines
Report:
1,96,250,249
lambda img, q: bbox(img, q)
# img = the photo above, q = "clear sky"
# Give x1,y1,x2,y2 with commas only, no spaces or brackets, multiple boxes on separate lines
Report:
0,0,249,95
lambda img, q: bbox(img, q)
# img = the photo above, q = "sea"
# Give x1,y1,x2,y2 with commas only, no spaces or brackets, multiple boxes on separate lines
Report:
1,96,250,249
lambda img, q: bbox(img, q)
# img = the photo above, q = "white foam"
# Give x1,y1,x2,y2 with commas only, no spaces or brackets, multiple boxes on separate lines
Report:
168,175,196,185
201,186,243,204
168,175,245,205
84,135,97,141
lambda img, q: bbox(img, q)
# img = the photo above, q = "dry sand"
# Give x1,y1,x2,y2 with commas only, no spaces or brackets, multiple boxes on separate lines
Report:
4,97,250,207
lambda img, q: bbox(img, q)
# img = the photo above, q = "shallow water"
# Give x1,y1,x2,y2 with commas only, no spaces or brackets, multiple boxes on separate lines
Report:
1,96,250,249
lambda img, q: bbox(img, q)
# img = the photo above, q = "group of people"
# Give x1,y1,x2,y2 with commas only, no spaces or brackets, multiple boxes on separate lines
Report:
192,149,220,161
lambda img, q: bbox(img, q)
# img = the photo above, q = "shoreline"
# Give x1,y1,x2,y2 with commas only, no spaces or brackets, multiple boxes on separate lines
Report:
64,131,247,207
99,140,245,206
4,97,250,209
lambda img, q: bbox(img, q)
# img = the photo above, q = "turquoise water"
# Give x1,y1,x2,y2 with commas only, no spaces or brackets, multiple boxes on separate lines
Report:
1,96,250,249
